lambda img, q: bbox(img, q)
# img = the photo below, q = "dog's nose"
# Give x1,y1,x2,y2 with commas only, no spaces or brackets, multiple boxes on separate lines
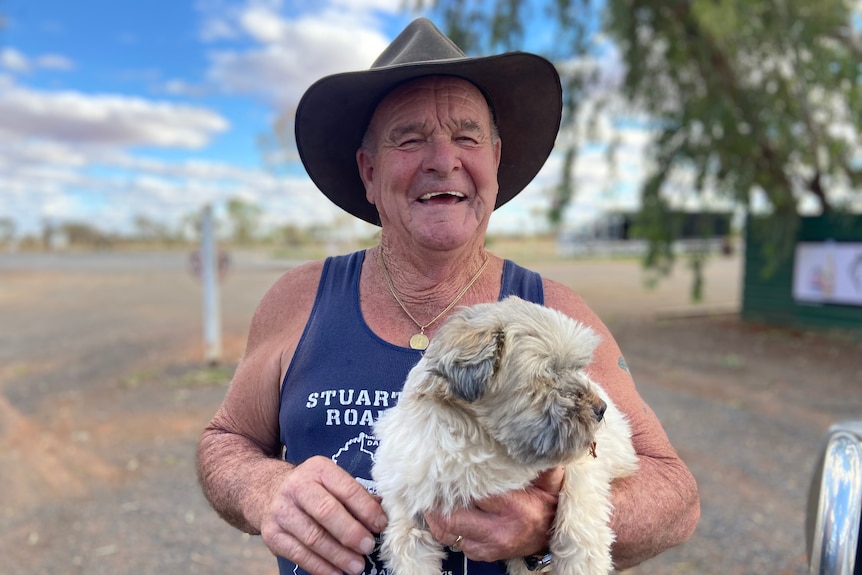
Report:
592,399,607,422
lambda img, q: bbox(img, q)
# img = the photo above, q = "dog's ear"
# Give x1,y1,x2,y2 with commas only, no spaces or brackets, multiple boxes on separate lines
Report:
432,326,505,403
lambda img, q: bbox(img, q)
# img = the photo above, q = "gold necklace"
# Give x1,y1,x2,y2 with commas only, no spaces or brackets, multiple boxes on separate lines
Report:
378,249,489,350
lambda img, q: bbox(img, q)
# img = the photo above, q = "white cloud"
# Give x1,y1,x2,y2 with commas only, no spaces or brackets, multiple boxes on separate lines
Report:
331,0,405,12
0,48,29,72
238,3,288,43
161,79,210,97
34,54,75,71
199,16,239,42
0,0,405,239
0,77,228,148
0,138,90,170
205,7,391,107
0,125,350,237
0,48,74,73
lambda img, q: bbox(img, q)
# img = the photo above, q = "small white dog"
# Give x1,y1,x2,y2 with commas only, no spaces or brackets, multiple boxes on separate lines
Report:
372,296,638,575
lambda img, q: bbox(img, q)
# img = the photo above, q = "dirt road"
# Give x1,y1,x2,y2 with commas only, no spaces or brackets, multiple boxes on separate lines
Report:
1,249,859,574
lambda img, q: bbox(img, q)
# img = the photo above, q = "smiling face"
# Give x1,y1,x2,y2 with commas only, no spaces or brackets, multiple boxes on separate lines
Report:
357,76,502,252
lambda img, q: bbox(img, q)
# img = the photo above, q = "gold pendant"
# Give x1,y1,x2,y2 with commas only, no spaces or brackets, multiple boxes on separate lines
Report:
409,333,429,350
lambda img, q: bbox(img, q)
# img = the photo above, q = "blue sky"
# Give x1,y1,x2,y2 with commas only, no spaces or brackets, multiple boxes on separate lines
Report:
0,0,644,240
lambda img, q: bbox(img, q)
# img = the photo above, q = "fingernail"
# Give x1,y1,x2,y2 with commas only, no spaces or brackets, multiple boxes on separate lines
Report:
349,559,366,574
375,513,389,532
359,536,375,555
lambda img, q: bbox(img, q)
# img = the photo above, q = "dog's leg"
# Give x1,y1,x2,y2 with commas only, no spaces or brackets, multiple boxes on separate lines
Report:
549,461,616,575
379,505,446,575
504,461,615,575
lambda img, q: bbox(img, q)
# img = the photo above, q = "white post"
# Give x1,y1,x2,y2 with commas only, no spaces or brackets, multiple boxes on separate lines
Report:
200,204,222,365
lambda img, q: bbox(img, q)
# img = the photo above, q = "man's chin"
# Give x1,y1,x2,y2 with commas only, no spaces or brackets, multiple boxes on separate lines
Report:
410,219,489,252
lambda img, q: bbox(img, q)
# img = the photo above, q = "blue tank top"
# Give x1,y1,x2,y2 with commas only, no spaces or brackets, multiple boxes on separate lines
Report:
278,250,544,575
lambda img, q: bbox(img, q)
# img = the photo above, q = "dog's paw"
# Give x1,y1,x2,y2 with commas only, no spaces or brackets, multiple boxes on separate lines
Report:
380,526,445,575
551,549,613,575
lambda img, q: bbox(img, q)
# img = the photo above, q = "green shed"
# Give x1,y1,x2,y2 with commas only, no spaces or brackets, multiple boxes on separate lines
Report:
742,215,862,334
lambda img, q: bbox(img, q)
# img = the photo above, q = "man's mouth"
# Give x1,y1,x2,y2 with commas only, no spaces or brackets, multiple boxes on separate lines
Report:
418,191,466,204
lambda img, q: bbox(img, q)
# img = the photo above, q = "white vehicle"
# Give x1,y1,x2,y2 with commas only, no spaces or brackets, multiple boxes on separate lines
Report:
807,420,862,574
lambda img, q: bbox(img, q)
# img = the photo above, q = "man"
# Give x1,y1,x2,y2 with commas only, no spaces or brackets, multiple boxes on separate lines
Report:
197,18,699,575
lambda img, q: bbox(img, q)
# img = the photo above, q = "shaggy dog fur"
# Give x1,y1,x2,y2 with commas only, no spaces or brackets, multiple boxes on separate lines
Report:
372,296,638,575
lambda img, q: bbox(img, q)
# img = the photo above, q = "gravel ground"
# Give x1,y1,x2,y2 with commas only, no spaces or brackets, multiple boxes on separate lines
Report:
1,248,859,575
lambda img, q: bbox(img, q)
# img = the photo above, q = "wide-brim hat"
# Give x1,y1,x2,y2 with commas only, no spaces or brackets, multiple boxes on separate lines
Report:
295,18,562,226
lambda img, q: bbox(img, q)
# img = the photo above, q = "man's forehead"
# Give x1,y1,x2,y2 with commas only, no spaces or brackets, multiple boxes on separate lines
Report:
372,76,492,126
387,75,483,99
388,117,483,137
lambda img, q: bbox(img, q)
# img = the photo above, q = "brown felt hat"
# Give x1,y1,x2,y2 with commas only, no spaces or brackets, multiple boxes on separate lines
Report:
294,18,562,226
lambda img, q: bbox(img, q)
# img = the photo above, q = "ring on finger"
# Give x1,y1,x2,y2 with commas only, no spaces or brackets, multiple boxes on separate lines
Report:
450,535,464,552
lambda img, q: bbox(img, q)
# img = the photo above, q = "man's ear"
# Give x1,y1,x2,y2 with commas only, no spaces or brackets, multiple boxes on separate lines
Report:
356,148,376,204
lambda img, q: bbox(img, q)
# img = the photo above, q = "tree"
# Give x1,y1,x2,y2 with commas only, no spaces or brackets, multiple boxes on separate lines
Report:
225,197,263,245
416,0,862,296
59,222,113,248
0,217,15,248
132,214,176,244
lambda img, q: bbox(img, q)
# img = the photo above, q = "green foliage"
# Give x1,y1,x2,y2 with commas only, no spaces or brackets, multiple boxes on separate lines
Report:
416,0,862,290
226,196,263,245
606,0,861,209
0,217,15,245
133,214,177,243
549,146,577,225
57,221,115,247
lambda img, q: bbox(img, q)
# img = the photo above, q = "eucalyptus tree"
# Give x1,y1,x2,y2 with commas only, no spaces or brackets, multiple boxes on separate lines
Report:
416,0,862,295
226,197,263,245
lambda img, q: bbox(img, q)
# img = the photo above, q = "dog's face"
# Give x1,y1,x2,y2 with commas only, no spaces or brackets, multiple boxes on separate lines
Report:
418,296,607,468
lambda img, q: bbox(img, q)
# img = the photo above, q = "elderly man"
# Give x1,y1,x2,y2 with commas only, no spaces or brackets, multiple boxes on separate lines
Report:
197,18,699,575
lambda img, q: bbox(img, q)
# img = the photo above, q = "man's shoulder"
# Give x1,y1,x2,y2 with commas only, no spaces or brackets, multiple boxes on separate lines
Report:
277,259,327,288
254,258,320,299
540,277,605,329
540,277,585,308
248,259,327,338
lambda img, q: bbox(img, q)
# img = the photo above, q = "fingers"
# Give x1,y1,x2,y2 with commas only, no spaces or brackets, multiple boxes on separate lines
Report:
424,510,466,553
316,460,388,536
531,466,565,496
423,470,563,563
424,507,499,562
261,456,386,575
264,527,360,575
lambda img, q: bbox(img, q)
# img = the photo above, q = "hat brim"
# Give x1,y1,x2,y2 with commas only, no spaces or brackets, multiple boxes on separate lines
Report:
295,52,562,226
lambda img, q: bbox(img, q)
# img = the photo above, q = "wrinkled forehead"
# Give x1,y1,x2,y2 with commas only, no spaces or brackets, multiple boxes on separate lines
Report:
368,75,496,135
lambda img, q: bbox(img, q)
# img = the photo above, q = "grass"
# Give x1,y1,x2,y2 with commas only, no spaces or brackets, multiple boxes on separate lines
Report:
121,363,235,389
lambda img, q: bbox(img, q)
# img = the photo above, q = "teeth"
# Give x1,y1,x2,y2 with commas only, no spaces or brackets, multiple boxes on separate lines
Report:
419,191,465,200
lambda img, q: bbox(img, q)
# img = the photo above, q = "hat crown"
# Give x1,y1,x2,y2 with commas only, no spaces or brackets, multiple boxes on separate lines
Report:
372,18,467,69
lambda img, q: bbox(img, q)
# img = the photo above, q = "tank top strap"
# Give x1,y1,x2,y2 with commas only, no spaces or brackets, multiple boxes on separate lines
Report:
308,250,366,335
499,259,544,304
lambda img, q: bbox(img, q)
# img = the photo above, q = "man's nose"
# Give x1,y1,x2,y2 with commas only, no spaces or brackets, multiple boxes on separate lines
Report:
423,137,461,176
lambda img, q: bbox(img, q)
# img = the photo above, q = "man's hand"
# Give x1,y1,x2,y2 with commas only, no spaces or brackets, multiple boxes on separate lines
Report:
423,467,564,562
260,456,388,575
